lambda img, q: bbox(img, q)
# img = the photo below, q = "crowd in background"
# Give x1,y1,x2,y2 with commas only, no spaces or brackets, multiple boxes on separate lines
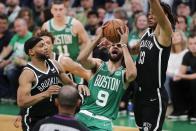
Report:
0,0,196,122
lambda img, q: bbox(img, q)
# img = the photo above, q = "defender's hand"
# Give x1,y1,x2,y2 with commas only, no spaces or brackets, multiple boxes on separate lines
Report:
77,85,90,96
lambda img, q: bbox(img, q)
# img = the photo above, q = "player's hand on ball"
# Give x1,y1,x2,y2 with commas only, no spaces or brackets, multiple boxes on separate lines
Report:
97,38,112,50
95,27,103,41
117,26,129,45
77,85,90,96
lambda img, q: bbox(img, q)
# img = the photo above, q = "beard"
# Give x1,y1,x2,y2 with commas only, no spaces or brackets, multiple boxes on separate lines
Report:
108,52,122,62
36,52,48,61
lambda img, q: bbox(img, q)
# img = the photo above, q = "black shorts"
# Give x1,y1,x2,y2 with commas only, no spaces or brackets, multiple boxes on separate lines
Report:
134,88,168,131
22,115,45,131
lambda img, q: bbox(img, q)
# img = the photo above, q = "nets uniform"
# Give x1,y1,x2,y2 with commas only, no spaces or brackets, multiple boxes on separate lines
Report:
134,28,170,131
76,62,126,131
33,114,89,131
22,59,60,131
47,16,82,84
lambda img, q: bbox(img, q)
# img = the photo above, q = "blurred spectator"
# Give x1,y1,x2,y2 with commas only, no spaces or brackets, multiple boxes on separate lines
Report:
128,0,144,30
97,7,105,25
76,0,94,25
85,11,100,38
0,14,14,100
166,31,189,120
0,18,32,101
176,1,192,35
17,7,36,32
190,13,196,31
31,0,45,26
175,15,189,36
103,0,116,22
0,2,6,14
174,33,196,123
113,7,129,25
64,0,76,17
128,13,148,61
5,0,21,23
40,7,53,25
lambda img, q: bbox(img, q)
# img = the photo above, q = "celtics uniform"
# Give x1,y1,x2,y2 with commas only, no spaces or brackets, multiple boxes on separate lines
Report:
76,62,126,131
47,16,82,83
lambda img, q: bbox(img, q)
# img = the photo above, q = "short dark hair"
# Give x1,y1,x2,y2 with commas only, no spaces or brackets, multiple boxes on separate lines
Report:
0,14,8,21
36,30,55,44
87,11,99,18
189,33,196,39
24,37,43,55
51,0,64,5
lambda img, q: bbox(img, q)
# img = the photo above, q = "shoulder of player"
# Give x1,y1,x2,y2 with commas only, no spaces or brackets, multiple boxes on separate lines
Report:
19,69,35,82
72,18,84,29
42,20,50,30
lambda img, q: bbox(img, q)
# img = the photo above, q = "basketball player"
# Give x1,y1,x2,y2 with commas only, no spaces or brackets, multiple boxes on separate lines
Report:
17,37,89,131
76,26,137,131
42,0,89,84
14,30,90,129
33,85,89,131
133,0,175,131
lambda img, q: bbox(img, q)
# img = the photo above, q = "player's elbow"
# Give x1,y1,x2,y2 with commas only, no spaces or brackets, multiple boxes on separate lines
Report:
127,69,137,82
17,98,26,108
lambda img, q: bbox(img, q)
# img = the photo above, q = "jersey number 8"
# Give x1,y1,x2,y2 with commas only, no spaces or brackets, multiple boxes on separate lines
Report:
96,90,109,107
138,51,145,64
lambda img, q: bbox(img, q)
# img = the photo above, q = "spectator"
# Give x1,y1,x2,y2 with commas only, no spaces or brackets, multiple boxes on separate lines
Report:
0,14,14,100
176,15,189,36
97,7,105,25
128,13,148,61
17,7,36,32
167,31,189,120
33,85,89,131
5,0,21,23
85,11,100,37
0,18,32,101
0,2,6,15
31,0,45,26
76,0,94,25
176,1,192,35
103,0,116,22
174,33,196,123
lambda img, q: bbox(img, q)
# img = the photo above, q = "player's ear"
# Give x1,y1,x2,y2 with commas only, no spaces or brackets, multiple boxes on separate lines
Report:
29,49,34,56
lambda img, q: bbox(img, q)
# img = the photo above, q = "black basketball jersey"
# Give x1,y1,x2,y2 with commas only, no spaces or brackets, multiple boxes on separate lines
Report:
23,59,60,118
136,28,171,97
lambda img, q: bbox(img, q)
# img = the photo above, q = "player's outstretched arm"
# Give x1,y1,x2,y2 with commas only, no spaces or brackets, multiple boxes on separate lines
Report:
149,0,173,47
77,28,102,70
17,70,59,108
118,27,137,84
59,56,91,81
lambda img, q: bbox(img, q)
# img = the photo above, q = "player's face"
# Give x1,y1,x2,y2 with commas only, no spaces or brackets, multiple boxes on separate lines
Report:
108,43,123,62
51,4,66,19
41,36,53,58
147,9,157,29
188,37,196,54
33,40,49,60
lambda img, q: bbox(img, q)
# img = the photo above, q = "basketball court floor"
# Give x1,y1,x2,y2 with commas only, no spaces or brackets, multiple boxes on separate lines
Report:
0,103,195,131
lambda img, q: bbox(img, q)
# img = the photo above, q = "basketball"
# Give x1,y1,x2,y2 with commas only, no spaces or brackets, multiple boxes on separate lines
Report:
102,19,126,43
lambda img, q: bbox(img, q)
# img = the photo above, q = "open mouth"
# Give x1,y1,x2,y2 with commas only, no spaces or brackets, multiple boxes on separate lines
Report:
112,50,118,55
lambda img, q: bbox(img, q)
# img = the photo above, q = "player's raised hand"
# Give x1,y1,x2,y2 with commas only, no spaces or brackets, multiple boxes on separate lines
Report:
97,38,112,49
77,84,90,96
44,85,60,97
117,26,129,45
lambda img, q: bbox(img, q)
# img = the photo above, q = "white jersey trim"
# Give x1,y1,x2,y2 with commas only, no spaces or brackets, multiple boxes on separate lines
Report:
23,67,38,90
28,61,50,74
153,88,162,131
153,36,163,88
24,106,32,131
48,59,60,74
